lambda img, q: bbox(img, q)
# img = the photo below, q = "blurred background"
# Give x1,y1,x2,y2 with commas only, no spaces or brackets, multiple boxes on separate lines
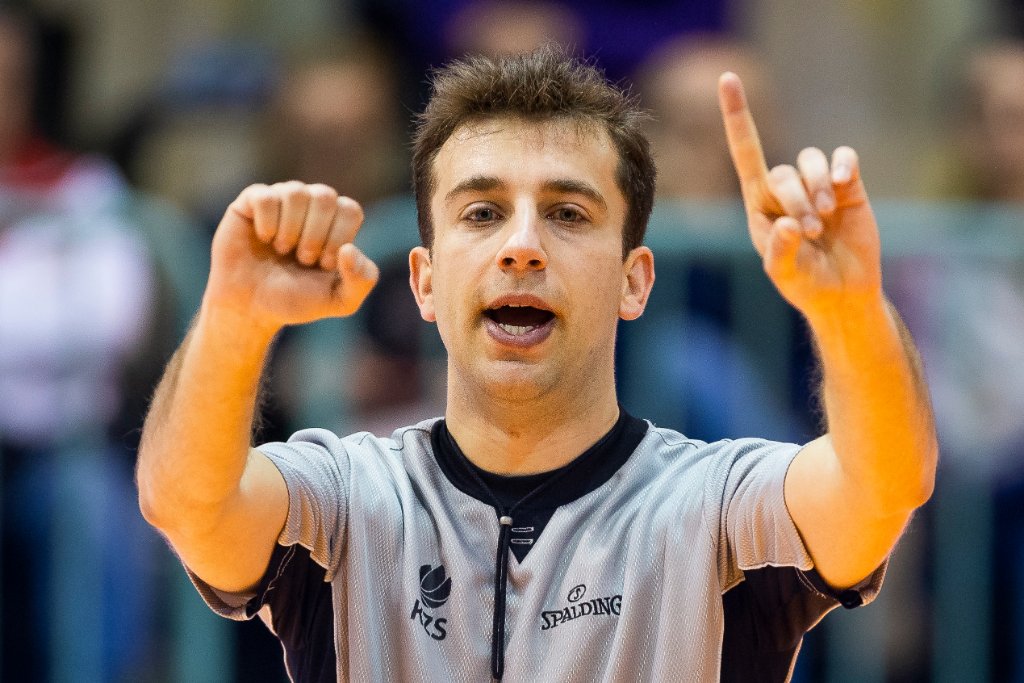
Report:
1,0,1022,680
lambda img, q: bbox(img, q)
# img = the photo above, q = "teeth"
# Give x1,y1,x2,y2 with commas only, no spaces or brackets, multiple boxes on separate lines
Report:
498,323,537,335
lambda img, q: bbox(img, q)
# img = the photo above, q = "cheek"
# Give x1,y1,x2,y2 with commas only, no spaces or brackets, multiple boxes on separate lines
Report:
574,261,628,318
429,265,470,332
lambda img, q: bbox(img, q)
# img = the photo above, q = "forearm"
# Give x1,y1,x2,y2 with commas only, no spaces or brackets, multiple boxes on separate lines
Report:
810,293,938,515
137,304,278,535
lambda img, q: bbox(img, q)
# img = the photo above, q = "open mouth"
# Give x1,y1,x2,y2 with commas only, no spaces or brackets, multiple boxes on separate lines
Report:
483,305,556,336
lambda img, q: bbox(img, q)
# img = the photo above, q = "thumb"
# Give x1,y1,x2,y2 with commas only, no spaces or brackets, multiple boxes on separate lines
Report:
330,243,380,316
762,216,803,284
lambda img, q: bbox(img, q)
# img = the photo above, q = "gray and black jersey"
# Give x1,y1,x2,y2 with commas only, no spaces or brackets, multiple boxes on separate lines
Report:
189,410,884,682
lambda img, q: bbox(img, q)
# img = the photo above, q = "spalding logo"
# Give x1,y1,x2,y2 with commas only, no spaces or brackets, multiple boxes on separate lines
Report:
419,564,452,608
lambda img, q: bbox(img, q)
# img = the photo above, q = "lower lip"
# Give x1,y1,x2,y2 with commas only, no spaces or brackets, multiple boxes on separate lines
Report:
484,317,555,348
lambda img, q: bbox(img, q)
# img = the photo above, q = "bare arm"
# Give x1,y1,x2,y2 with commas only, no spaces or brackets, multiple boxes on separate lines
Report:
785,299,936,588
137,182,378,593
718,73,938,589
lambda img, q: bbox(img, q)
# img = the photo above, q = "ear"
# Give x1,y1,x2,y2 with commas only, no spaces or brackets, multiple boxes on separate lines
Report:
619,246,655,321
409,246,436,322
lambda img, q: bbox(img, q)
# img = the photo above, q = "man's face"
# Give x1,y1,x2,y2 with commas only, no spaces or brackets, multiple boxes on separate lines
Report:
409,116,653,402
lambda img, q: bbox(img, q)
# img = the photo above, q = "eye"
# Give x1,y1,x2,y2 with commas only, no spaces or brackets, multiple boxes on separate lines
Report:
464,206,501,223
550,206,584,223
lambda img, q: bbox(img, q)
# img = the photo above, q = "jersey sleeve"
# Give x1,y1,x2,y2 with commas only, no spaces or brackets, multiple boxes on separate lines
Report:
704,438,809,591
704,438,885,605
705,438,887,679
184,542,338,681
258,428,351,581
184,427,351,619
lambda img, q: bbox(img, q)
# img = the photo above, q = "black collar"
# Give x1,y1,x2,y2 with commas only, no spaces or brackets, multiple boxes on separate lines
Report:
430,407,648,511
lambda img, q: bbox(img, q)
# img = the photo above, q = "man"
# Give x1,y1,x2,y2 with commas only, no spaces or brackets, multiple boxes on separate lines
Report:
137,47,937,681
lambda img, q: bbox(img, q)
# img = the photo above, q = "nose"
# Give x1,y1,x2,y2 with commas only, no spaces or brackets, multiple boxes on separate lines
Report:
495,213,547,272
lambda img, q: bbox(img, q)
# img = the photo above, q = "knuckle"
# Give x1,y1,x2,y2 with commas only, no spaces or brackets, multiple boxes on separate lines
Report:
319,250,338,268
309,187,339,212
336,196,365,223
308,183,338,201
797,147,825,165
834,145,858,160
253,190,277,210
273,179,305,200
300,235,327,254
243,182,269,197
768,164,795,181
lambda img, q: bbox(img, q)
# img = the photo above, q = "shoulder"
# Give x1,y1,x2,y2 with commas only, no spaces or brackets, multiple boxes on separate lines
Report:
254,418,443,490
640,425,798,470
261,417,442,459
635,426,802,513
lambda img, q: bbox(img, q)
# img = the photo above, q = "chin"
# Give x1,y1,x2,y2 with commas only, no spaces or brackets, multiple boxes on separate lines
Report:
477,360,557,401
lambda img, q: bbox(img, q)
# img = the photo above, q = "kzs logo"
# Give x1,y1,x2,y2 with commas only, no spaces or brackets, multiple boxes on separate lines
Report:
419,565,452,607
410,564,451,641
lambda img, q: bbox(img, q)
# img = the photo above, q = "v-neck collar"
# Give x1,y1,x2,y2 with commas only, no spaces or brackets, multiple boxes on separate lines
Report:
430,408,648,515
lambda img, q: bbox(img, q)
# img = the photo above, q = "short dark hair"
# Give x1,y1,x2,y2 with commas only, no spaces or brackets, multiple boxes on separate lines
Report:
411,45,656,256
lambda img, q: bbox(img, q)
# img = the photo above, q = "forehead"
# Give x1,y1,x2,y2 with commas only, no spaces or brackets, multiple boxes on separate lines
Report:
431,116,620,196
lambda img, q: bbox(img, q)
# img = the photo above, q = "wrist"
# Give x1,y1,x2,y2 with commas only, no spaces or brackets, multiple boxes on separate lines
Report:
805,292,906,370
195,299,281,357
803,289,891,338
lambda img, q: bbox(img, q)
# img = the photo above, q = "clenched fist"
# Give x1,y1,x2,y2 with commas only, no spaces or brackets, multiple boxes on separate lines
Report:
203,182,379,335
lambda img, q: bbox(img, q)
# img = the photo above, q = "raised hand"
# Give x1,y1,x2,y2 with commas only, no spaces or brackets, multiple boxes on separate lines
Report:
204,181,379,334
718,72,883,321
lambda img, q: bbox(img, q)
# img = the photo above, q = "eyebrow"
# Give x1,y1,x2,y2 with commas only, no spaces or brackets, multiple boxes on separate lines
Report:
541,179,607,211
443,175,607,210
444,176,506,204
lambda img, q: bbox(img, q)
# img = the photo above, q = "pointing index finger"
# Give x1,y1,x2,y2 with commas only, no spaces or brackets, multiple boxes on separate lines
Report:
718,72,770,189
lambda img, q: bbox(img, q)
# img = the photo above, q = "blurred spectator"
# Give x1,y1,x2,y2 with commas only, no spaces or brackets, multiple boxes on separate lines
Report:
901,38,1024,680
0,9,160,451
444,1,586,60
0,7,198,680
964,43,1024,200
258,38,440,447
262,37,408,205
906,40,1024,467
636,34,783,200
346,258,445,436
629,34,809,445
115,39,278,230
357,0,727,116
936,40,1024,201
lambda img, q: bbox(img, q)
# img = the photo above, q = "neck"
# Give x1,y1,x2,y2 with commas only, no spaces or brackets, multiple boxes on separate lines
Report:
444,369,620,476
